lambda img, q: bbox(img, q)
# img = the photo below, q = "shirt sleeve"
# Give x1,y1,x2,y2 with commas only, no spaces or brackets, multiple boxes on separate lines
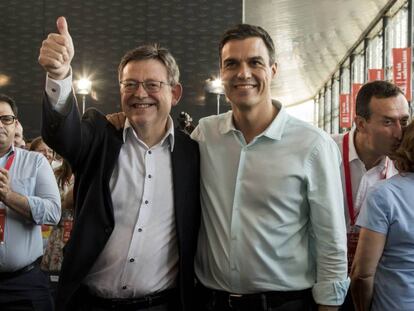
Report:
356,183,389,235
27,156,61,225
190,124,203,142
307,136,350,306
45,70,73,115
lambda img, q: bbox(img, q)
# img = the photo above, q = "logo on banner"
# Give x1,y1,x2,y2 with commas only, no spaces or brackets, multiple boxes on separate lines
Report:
339,94,351,128
393,47,412,101
368,69,384,82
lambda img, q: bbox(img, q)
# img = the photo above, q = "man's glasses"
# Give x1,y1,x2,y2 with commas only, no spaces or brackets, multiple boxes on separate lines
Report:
0,115,16,125
120,80,171,93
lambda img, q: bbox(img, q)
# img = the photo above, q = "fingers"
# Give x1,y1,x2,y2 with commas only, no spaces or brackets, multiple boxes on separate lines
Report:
38,16,74,80
0,169,9,183
57,16,70,37
106,112,126,130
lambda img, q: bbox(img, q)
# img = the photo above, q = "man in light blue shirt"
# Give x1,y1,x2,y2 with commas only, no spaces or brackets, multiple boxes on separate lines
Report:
0,94,61,311
192,24,349,311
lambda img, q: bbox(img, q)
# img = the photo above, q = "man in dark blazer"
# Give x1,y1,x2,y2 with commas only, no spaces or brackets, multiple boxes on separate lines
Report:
39,17,200,311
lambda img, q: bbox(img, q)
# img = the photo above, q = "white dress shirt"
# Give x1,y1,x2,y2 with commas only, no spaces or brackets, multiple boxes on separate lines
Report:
192,101,349,306
45,74,178,298
332,127,397,232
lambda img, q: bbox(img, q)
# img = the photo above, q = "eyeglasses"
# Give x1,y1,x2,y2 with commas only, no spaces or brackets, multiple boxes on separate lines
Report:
0,115,16,125
120,80,171,93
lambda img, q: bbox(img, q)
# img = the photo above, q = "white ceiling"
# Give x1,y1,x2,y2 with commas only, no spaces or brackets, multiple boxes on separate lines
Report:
245,0,392,106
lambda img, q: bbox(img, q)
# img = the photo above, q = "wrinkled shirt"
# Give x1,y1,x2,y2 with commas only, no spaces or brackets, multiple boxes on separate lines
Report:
0,146,61,271
192,101,349,306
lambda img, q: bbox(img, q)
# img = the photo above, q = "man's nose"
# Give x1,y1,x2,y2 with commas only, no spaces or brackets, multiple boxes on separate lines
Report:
237,63,252,79
393,122,403,140
133,83,149,98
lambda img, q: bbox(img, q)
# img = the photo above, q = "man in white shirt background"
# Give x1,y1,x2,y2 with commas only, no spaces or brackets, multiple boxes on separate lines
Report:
332,80,410,310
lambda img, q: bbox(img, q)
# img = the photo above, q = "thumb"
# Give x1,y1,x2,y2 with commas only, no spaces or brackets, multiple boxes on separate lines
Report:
56,16,70,37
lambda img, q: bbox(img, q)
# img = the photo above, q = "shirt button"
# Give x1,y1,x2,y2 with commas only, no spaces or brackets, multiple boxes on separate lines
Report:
144,200,149,204
138,228,143,232
122,286,127,290
148,150,152,154
129,258,135,263
148,174,152,178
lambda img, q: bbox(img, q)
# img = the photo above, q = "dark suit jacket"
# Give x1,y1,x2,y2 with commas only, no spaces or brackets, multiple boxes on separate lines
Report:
42,95,200,311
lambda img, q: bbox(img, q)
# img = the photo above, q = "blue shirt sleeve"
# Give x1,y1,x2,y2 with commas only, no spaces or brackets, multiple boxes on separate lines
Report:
307,136,350,305
27,155,61,225
356,182,389,235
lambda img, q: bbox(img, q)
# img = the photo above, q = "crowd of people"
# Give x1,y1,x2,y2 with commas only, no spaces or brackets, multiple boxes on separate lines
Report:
0,16,412,311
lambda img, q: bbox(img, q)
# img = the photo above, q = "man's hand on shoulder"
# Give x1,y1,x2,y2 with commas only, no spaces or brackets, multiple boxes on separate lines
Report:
106,112,126,130
38,16,74,80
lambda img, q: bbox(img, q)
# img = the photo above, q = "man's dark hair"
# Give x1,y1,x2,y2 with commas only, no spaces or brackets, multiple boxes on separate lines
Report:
356,80,404,119
118,43,180,86
219,24,276,66
0,94,18,116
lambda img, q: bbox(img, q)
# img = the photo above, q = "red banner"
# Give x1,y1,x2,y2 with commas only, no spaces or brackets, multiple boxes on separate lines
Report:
351,83,363,120
368,69,384,82
393,47,412,101
0,209,5,243
339,94,351,128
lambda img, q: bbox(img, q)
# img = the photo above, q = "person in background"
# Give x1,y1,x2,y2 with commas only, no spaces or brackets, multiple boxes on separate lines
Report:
30,136,54,165
41,159,74,300
351,120,414,311
0,94,61,311
14,121,26,149
332,81,410,310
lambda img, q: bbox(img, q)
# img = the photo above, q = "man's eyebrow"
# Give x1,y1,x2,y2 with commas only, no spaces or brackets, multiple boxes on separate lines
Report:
250,56,265,61
223,57,238,63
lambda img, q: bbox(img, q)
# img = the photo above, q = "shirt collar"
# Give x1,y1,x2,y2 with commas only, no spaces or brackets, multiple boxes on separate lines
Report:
348,127,360,162
218,100,287,141
349,127,389,170
122,116,175,151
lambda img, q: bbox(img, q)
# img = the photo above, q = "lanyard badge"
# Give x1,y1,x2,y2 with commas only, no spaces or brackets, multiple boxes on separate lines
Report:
0,152,15,244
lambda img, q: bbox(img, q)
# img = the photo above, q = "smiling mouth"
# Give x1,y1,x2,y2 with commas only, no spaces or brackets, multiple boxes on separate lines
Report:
234,84,256,89
129,103,156,109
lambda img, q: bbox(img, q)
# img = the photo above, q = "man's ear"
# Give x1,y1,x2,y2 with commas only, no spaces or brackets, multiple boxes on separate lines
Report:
271,62,277,78
354,115,367,133
171,83,183,107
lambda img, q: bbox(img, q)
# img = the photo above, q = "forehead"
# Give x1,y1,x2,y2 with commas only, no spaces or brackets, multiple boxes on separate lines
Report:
369,94,410,118
121,59,168,80
221,37,270,63
0,101,14,116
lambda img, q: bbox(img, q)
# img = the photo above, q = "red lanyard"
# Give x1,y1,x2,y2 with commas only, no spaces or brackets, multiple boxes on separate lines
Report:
343,133,389,225
0,151,15,243
342,133,356,225
4,152,15,171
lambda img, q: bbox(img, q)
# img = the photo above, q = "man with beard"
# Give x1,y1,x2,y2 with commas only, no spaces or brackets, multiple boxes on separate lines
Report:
0,94,60,311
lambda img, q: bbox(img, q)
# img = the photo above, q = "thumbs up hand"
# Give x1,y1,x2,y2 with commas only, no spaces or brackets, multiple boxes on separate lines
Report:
39,16,74,80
